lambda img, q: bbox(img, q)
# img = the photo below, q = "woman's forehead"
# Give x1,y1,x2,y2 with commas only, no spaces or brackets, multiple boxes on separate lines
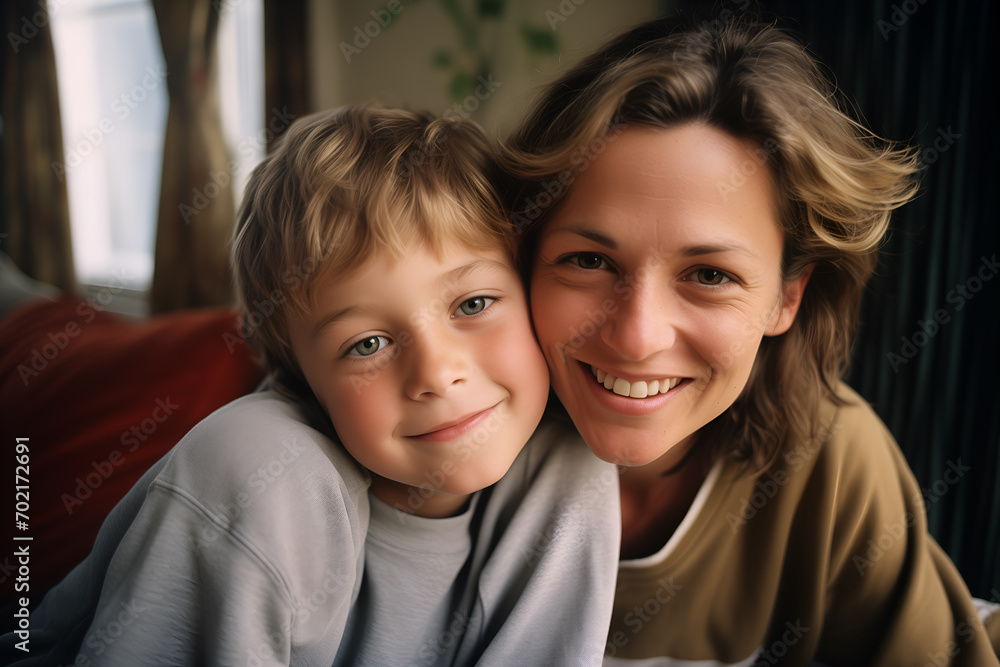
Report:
540,124,783,250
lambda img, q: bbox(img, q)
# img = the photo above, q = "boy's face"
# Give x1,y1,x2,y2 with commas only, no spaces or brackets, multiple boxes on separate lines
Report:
289,241,550,517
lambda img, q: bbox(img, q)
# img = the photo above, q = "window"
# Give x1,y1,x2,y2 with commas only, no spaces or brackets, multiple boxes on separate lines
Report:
50,0,263,303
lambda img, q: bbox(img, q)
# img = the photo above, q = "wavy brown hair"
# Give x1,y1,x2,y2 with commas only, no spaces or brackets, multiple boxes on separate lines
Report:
232,105,514,399
501,17,920,469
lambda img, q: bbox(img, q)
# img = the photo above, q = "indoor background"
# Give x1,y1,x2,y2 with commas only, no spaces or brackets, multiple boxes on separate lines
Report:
2,0,997,602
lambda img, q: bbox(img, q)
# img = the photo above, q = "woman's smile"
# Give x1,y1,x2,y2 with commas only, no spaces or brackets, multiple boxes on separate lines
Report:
530,123,808,468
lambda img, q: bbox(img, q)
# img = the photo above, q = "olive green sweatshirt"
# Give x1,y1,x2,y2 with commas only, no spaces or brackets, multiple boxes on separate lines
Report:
606,383,1000,666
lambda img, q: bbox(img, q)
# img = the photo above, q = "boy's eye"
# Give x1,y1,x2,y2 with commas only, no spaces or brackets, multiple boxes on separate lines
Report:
454,296,495,317
347,335,390,357
692,268,731,285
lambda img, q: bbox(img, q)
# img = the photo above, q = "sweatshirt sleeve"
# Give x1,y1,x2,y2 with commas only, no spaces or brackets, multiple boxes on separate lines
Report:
44,393,369,667
73,482,298,666
815,392,999,666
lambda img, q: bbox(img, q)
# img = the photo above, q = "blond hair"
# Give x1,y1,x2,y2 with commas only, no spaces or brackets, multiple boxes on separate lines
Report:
232,105,513,398
501,17,921,468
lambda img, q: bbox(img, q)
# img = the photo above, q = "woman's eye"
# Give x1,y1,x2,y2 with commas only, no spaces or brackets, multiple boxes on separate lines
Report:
454,296,496,317
693,268,731,285
347,335,390,357
572,253,607,270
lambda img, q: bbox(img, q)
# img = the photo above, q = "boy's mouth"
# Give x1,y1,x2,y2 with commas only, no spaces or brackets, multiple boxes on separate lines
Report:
589,364,684,399
410,405,498,442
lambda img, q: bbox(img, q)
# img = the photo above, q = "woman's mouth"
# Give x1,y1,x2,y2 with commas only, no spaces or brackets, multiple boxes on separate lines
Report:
589,364,685,398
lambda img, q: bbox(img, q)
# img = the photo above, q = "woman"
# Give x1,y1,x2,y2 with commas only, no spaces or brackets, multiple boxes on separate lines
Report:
502,16,1000,665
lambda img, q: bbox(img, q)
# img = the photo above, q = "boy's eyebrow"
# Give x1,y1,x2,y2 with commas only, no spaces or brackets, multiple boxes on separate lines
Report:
312,305,364,339
443,257,511,284
311,258,512,339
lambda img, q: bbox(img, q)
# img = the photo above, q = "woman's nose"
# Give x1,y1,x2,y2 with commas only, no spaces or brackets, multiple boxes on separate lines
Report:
600,278,677,362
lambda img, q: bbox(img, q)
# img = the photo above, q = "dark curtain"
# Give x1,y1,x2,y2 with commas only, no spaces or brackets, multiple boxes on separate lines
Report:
264,0,310,150
675,0,999,598
0,0,75,291
149,0,234,314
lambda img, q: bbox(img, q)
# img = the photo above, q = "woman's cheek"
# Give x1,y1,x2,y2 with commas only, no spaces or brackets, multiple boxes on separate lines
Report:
532,285,589,351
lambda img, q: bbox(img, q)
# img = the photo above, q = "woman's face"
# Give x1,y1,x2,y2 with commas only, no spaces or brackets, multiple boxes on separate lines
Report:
530,123,809,469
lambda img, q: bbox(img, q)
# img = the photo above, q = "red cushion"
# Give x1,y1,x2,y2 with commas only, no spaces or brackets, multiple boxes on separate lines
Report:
0,294,265,606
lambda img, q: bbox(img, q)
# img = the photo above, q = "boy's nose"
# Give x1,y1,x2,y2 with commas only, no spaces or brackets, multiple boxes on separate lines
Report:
404,333,470,400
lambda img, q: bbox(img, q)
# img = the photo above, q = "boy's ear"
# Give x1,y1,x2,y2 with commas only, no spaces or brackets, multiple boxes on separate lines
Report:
765,264,814,337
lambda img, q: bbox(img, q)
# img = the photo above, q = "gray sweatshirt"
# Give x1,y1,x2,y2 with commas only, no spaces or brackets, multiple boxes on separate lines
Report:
3,390,620,666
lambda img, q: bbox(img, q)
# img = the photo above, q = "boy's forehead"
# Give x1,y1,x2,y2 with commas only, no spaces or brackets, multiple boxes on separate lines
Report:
308,239,515,298
296,242,519,336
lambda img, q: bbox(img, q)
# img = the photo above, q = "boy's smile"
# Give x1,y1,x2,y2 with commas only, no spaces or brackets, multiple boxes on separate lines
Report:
289,242,550,517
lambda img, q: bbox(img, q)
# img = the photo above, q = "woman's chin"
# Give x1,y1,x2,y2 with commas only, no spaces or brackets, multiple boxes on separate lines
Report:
580,430,671,468
576,425,696,472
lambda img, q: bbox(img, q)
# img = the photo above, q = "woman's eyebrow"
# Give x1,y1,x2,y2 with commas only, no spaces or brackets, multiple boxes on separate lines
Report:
552,227,618,249
551,228,756,259
681,243,757,258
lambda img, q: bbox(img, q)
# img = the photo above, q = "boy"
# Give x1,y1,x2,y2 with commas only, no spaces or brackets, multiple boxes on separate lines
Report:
4,106,619,666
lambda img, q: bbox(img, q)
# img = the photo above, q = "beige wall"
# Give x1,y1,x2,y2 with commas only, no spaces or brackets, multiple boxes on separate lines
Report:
309,0,664,137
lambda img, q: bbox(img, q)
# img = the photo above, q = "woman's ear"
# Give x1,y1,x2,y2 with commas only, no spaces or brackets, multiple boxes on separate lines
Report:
765,264,814,336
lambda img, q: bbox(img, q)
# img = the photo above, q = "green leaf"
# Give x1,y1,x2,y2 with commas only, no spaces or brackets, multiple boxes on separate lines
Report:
521,24,558,55
449,71,476,100
432,50,454,69
476,0,505,19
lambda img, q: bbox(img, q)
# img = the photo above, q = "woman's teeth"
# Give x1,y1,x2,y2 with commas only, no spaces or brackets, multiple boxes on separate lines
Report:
590,365,682,398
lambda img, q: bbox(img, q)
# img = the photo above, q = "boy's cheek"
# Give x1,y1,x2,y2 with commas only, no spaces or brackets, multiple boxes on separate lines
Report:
483,326,550,403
